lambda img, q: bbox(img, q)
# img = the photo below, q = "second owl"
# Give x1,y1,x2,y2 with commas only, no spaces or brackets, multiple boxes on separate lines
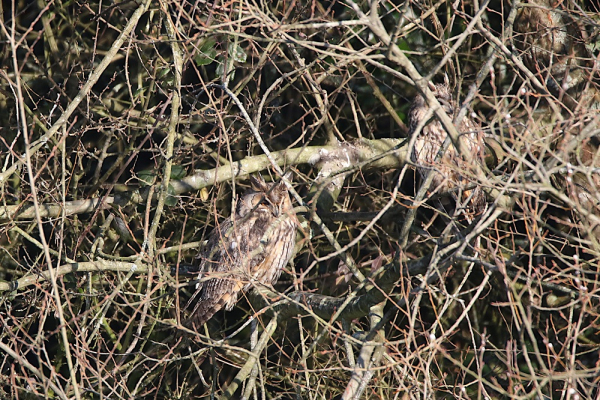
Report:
408,79,486,216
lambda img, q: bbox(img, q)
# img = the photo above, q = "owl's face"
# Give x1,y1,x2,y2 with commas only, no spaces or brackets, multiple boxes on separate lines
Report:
430,82,454,115
236,175,294,219
409,81,455,134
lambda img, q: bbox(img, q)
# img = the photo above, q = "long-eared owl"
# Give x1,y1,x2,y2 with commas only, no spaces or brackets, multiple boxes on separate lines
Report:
185,173,299,328
408,79,486,215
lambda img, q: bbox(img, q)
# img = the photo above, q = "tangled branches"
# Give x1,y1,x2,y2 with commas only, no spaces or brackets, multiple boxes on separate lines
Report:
0,0,599,398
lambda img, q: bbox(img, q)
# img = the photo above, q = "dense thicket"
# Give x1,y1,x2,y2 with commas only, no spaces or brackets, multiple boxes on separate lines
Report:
0,0,599,398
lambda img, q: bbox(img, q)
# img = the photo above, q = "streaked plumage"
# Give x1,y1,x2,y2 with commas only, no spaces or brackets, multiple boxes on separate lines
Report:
408,80,486,216
185,174,298,328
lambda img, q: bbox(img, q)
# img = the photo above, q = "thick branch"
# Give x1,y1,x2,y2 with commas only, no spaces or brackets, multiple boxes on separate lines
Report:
0,260,146,292
0,138,406,220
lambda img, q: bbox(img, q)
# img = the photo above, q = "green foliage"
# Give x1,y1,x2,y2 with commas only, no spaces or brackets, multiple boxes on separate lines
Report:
194,37,218,66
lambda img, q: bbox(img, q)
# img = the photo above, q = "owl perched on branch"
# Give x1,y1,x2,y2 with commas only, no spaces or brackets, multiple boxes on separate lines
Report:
185,173,299,328
408,79,486,216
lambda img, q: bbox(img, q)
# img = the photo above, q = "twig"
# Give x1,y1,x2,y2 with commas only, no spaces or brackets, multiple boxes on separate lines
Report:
220,318,278,399
0,0,153,186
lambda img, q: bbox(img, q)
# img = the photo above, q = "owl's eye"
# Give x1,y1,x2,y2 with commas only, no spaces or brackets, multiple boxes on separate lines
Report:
248,193,278,216
438,98,453,115
249,193,267,208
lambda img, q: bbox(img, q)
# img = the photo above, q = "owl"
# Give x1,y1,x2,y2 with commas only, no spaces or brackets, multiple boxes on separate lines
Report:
408,79,486,216
564,137,600,241
185,173,299,328
513,0,595,110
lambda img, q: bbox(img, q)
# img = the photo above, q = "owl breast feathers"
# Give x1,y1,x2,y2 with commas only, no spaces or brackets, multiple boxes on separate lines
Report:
408,80,486,214
185,174,299,328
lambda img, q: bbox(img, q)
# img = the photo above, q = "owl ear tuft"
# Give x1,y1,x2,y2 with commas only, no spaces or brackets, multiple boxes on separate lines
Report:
250,174,268,192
